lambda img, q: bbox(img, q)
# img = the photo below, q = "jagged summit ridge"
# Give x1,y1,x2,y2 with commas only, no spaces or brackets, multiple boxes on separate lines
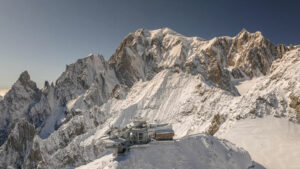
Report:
109,27,287,95
18,70,30,83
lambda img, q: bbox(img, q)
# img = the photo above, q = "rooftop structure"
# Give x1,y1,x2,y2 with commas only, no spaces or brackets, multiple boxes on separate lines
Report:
104,118,175,155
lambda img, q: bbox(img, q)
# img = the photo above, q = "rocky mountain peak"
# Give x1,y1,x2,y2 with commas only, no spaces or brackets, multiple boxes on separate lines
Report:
12,71,39,94
44,80,50,88
235,28,262,43
226,29,281,79
237,28,249,36
19,70,30,82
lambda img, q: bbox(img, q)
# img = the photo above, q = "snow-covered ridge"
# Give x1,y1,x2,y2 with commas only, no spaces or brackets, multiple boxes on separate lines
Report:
77,134,254,169
0,28,298,169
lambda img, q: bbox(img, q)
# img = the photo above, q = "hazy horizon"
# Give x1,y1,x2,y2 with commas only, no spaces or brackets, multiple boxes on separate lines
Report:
0,0,299,89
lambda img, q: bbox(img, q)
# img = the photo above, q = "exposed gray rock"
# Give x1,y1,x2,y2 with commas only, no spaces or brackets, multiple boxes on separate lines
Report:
0,119,35,169
0,71,41,145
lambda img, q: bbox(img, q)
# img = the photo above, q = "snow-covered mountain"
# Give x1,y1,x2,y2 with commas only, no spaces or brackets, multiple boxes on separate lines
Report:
0,28,299,169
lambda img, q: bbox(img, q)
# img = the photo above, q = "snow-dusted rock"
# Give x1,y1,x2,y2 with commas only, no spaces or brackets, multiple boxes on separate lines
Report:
227,29,279,78
0,71,41,145
109,28,239,94
225,48,300,122
0,119,35,169
55,54,118,105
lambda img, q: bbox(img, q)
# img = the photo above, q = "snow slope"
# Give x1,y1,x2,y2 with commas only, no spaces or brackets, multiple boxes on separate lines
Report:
76,134,254,169
218,116,300,169
100,69,235,138
235,77,262,95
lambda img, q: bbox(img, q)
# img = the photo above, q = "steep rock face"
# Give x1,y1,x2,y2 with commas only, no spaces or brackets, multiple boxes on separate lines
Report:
0,71,41,145
289,94,300,117
28,82,58,128
22,107,109,169
0,53,121,168
227,29,279,78
0,120,35,169
276,44,289,58
20,55,121,168
109,28,238,94
32,54,120,139
110,28,284,95
217,48,300,127
55,54,118,105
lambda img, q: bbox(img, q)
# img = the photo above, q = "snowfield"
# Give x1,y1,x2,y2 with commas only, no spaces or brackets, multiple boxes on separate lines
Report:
218,116,300,169
76,134,254,169
235,77,262,95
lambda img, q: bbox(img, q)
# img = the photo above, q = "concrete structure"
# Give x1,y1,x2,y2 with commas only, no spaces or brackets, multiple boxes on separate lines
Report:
104,118,175,155
129,127,150,144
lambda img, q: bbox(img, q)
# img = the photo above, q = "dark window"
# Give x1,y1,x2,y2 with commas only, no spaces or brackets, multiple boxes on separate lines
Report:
138,132,143,141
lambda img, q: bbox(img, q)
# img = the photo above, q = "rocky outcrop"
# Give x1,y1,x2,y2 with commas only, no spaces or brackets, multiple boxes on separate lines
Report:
289,94,300,118
227,29,280,78
276,44,289,58
22,106,109,169
207,114,226,135
0,120,35,169
55,54,115,104
53,54,120,114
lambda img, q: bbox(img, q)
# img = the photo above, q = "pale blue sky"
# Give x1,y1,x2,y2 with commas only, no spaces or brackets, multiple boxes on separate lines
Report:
0,0,299,89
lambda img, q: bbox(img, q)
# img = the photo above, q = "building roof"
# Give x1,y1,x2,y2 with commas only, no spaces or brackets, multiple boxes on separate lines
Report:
155,129,174,134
